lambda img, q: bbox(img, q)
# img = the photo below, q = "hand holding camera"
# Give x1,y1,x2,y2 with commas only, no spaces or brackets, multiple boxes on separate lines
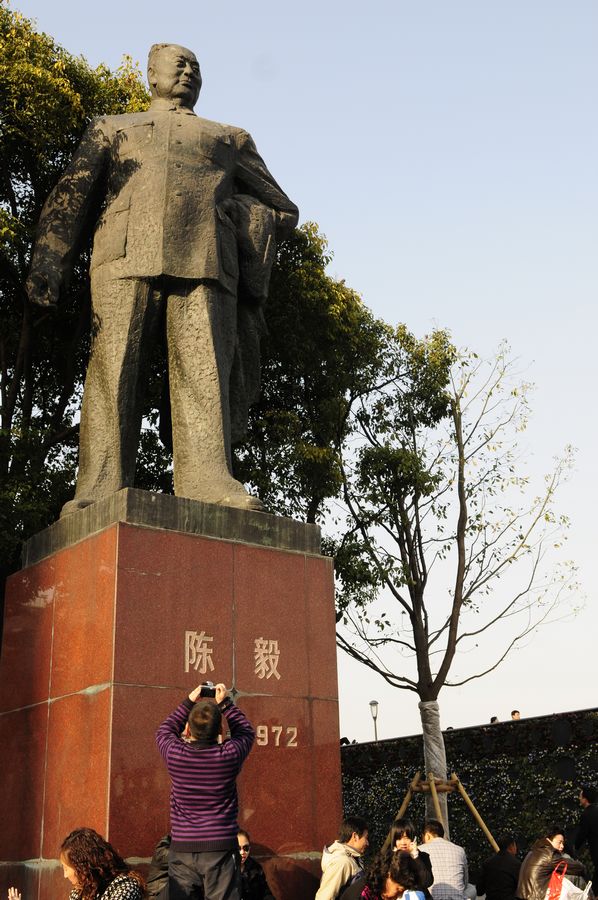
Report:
188,681,228,704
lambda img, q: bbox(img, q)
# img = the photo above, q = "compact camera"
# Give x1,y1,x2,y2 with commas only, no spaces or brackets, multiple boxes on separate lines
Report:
199,681,216,698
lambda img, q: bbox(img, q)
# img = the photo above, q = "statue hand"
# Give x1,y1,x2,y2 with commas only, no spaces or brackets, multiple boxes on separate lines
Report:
26,270,60,308
218,197,241,227
219,198,237,216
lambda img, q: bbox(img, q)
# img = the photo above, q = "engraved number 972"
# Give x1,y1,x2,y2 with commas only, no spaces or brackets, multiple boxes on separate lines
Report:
256,725,298,747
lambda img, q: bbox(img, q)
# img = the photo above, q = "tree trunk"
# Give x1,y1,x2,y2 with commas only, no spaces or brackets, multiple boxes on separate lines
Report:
418,700,449,837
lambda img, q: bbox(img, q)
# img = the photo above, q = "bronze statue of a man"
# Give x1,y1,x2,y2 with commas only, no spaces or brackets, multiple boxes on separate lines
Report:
27,43,298,516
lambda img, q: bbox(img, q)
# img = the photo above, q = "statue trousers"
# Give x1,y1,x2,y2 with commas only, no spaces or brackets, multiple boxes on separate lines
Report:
75,268,238,504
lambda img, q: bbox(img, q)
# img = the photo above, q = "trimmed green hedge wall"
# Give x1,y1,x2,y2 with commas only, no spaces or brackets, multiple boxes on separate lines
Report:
341,708,598,879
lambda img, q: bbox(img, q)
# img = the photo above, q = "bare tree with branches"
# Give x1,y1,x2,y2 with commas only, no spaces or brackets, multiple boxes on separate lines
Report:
333,331,578,828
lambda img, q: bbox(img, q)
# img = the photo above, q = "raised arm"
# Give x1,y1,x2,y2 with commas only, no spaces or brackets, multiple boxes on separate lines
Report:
216,683,255,762
155,695,194,760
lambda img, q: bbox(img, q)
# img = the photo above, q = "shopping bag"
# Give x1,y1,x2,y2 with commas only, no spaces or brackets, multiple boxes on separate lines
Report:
547,862,568,900
560,878,593,900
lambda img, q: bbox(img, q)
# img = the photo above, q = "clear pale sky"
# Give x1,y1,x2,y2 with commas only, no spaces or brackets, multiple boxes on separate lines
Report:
12,1,598,740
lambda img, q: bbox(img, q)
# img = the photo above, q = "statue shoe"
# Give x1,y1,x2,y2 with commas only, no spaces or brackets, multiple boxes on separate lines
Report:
185,480,265,512
60,497,95,518
218,490,265,512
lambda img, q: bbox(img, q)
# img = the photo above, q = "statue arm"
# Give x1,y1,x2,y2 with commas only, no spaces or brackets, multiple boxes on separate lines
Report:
27,117,111,306
233,129,299,239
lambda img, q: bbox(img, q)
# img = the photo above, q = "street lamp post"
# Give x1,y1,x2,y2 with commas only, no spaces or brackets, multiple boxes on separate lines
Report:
369,700,379,741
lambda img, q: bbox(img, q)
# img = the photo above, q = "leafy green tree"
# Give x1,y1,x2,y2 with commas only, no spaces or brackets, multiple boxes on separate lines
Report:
0,4,151,587
333,334,577,828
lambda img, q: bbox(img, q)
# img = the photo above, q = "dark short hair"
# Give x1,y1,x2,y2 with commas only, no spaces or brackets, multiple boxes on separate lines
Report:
424,819,445,839
490,716,499,724
339,816,368,843
390,818,417,847
511,710,520,717
545,826,565,840
498,834,517,852
365,851,418,897
581,785,598,804
238,829,250,841
188,700,222,741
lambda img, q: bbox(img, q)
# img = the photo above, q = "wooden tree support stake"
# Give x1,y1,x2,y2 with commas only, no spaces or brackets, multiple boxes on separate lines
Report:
382,770,498,854
450,773,498,852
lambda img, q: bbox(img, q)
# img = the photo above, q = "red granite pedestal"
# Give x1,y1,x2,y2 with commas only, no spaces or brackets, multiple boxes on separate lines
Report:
0,490,341,900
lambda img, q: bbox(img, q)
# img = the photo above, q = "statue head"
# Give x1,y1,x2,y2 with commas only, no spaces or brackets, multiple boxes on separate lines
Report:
147,43,201,109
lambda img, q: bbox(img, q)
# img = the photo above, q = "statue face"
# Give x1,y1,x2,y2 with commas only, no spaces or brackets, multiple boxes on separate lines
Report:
148,45,201,108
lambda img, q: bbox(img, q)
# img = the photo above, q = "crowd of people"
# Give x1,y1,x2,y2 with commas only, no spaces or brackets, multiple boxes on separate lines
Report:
315,792,597,900
6,683,598,900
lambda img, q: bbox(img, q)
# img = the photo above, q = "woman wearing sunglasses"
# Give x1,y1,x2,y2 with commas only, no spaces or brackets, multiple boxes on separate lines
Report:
237,830,276,900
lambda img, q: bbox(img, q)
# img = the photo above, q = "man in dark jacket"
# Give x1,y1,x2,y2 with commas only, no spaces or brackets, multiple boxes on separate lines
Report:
476,834,521,900
575,785,598,882
517,828,585,900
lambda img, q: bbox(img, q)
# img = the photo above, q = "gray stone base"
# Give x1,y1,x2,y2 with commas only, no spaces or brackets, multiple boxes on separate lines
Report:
22,488,321,568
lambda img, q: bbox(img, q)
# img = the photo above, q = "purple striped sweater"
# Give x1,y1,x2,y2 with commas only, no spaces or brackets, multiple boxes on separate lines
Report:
156,697,255,851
